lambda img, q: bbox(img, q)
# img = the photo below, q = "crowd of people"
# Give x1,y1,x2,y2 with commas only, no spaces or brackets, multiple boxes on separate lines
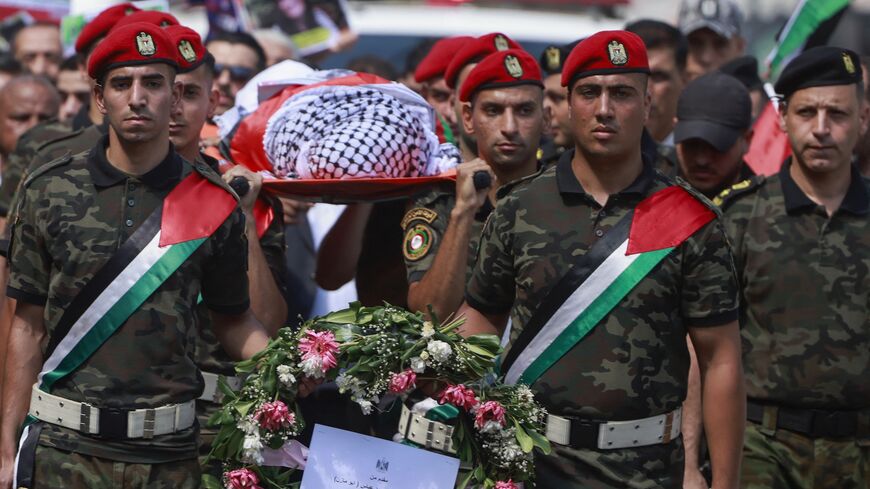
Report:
0,0,865,488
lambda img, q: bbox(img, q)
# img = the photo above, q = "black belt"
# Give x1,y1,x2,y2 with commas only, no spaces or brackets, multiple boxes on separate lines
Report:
747,400,865,439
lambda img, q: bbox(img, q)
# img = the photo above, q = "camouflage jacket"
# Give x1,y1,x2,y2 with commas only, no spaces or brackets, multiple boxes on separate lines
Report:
719,161,869,410
7,136,249,463
0,119,72,217
401,184,494,284
465,149,739,487
193,153,287,378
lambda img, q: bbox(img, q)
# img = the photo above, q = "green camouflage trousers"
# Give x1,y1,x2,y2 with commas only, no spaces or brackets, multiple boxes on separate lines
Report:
741,421,869,489
534,438,684,488
31,445,200,489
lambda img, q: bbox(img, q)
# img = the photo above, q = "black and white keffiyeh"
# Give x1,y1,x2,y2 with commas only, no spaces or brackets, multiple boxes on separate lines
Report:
263,84,459,179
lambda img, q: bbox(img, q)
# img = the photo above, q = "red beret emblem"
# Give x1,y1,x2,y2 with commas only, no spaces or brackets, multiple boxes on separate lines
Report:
494,34,509,51
137,32,156,56
607,40,628,66
504,55,523,78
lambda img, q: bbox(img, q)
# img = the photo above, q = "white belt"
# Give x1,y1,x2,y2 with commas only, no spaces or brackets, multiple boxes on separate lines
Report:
397,404,456,454
28,384,196,439
199,371,243,403
546,407,682,450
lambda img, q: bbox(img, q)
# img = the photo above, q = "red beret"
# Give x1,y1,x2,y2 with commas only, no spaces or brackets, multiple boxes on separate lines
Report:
75,3,141,54
88,22,179,80
561,30,650,88
414,36,473,83
445,32,521,89
114,10,180,30
459,49,543,102
165,25,208,72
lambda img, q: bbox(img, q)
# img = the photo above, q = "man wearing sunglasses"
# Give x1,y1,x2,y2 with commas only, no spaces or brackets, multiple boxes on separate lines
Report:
205,32,266,115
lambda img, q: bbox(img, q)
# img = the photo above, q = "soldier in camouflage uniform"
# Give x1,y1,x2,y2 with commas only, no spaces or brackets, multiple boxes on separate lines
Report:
403,48,544,321
457,31,745,489
162,24,288,480
718,47,869,489
539,40,581,168
0,23,270,489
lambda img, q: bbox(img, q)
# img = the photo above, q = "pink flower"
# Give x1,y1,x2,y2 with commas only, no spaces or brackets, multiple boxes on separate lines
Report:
297,330,339,375
474,400,507,430
494,480,519,489
254,400,296,432
438,384,478,410
224,468,262,489
388,369,417,393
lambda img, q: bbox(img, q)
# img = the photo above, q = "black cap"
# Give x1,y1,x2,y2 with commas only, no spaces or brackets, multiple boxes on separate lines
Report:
538,39,582,76
719,55,762,90
675,71,751,151
774,46,861,99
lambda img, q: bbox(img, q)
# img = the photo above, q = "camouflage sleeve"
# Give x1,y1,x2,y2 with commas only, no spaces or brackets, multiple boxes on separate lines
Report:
0,134,39,217
464,200,516,315
6,183,50,305
679,217,739,327
201,208,250,315
259,195,288,297
402,194,448,283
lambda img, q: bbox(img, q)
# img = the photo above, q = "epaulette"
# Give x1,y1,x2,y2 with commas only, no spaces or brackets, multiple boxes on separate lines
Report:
673,176,723,217
190,158,240,202
410,184,453,208
713,175,766,209
34,126,84,154
22,151,73,188
496,163,547,200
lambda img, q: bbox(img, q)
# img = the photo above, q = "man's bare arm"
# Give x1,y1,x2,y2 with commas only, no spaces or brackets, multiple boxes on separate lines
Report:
688,321,745,489
407,160,494,320
455,301,507,338
682,334,707,489
0,302,45,489
210,309,270,361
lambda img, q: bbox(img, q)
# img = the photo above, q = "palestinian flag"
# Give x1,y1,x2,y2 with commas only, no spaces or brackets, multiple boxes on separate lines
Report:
766,0,850,79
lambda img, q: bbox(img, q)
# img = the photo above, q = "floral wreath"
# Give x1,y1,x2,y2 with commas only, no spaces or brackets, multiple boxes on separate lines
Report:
205,303,551,489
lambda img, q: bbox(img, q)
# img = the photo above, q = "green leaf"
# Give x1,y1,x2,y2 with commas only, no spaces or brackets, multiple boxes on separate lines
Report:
456,469,474,489
464,343,497,359
526,424,552,455
235,400,255,417
514,421,534,453
473,465,485,482
201,473,222,489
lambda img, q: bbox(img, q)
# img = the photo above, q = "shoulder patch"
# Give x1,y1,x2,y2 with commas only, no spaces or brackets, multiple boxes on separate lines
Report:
403,223,436,261
496,164,547,200
713,176,766,209
401,207,438,230
34,126,84,153
23,151,73,188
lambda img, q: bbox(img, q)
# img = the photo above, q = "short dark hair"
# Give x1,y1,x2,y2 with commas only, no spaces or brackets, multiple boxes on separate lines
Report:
59,55,79,72
206,31,267,71
404,38,437,76
625,19,688,72
346,55,398,80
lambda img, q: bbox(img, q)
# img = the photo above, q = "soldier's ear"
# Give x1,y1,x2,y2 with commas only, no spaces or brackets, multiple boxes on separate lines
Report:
462,101,475,136
207,87,219,119
93,83,107,115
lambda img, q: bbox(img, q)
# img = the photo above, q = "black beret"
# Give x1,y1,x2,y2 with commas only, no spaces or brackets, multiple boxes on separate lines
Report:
719,55,762,90
774,46,861,99
538,39,582,76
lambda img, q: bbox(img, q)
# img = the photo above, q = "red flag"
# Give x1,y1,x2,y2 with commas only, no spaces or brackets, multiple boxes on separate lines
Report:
160,173,238,247
745,102,791,176
627,186,715,255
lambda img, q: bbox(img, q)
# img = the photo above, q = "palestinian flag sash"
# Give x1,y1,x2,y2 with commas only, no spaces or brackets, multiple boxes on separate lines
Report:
14,170,237,486
501,186,715,386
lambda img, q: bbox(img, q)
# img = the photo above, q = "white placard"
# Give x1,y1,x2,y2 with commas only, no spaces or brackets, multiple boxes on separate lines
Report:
301,424,460,489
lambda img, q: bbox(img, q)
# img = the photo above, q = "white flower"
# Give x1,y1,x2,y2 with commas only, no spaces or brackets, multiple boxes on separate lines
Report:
426,340,453,363
419,350,430,361
299,356,325,378
276,364,296,386
410,356,426,373
237,416,258,435
479,420,504,434
421,321,435,338
355,399,374,415
241,432,265,464
336,372,362,395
